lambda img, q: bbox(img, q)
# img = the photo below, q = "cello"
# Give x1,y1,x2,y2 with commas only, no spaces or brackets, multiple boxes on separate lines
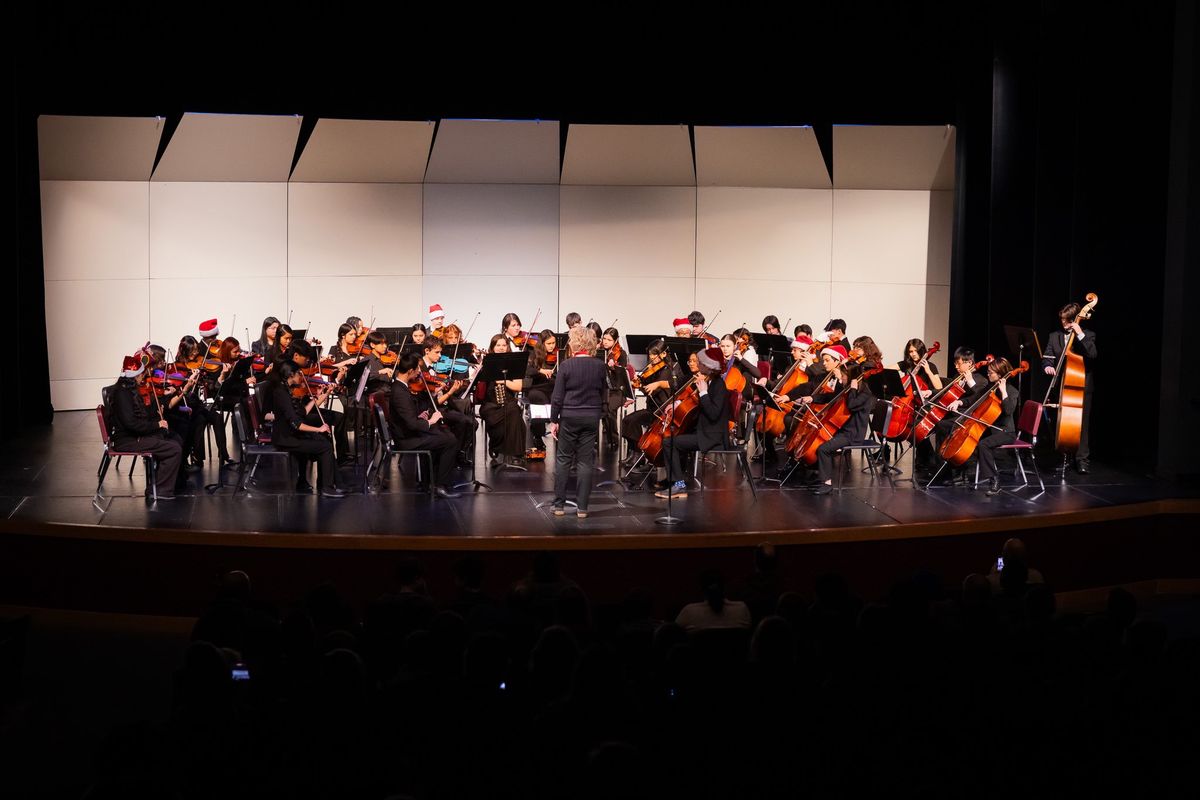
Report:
938,361,1029,467
911,355,994,443
882,342,940,441
785,353,881,465
755,350,810,437
638,376,700,467
1042,292,1098,454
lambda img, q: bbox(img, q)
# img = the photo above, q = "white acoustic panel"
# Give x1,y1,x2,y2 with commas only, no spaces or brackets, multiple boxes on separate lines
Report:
422,184,559,277
288,183,422,277
45,279,150,382
150,182,287,279
832,190,932,285
52,379,119,412
561,124,694,186
422,276,558,346
833,125,956,190
286,276,424,348
694,126,831,188
922,284,951,374
38,115,164,181
291,119,435,183
696,188,832,282
559,186,696,278
425,119,560,184
830,282,932,367
926,190,954,286
41,181,149,281
152,113,300,182
558,276,695,344
695,279,832,341
148,277,287,354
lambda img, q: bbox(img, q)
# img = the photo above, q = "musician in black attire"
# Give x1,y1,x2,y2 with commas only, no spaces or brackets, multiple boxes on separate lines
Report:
804,359,874,495
656,347,731,499
525,329,559,453
549,327,609,516
252,316,281,356
928,347,990,481
978,358,1020,495
599,327,628,450
621,339,687,467
391,354,461,499
290,340,352,464
1042,301,1097,472
417,340,478,464
107,355,185,499
268,362,345,498
761,336,825,467
900,338,942,470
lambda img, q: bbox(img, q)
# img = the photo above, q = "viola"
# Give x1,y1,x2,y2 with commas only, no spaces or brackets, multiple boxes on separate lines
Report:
939,361,1030,466
912,355,994,442
378,349,398,366
408,371,447,396
291,373,332,400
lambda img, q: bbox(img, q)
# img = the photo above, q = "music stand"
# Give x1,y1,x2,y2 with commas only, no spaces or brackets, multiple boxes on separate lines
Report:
1003,325,1041,399
377,327,412,346
664,337,706,366
752,332,790,373
473,352,532,472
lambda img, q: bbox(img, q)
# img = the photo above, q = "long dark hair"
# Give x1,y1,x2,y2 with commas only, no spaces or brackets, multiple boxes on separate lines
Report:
904,338,928,364
501,313,522,334
256,316,280,354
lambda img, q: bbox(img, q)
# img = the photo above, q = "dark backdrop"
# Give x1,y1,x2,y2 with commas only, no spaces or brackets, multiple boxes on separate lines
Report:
6,1,1195,476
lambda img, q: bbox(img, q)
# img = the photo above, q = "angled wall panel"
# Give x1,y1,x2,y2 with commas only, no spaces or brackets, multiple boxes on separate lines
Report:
288,183,422,277
425,119,559,184
561,124,694,186
291,118,434,183
833,125,956,190
152,113,300,182
694,126,831,189
38,115,163,181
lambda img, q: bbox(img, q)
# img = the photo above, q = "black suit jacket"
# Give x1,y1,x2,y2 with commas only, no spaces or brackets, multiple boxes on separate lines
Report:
693,375,731,450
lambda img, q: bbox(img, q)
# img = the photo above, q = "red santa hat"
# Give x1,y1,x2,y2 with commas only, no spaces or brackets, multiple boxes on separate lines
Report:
428,303,446,323
121,354,146,378
822,344,848,362
791,335,814,349
198,318,219,338
673,317,691,332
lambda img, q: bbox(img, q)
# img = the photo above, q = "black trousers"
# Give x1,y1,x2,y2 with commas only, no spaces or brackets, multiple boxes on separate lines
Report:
397,428,458,488
114,432,184,496
622,408,657,452
554,415,600,511
303,408,348,456
193,404,230,462
481,400,526,458
666,433,707,483
977,431,1017,479
441,407,478,456
816,431,857,483
603,389,624,447
277,434,337,490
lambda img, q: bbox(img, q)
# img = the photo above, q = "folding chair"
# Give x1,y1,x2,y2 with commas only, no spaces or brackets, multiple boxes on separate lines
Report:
365,391,434,496
94,405,160,503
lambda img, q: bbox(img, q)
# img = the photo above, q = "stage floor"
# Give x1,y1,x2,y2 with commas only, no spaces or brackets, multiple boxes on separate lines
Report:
0,410,1193,543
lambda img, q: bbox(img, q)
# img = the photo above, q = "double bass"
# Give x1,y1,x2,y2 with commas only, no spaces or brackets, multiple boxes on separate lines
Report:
1043,292,1098,454
938,361,1030,467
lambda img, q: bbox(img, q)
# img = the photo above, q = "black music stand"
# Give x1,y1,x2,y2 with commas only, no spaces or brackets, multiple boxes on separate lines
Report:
1003,325,1041,399
752,332,791,375
474,352,531,472
377,327,411,346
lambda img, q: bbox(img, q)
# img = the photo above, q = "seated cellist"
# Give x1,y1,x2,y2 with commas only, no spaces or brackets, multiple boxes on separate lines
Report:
800,359,874,496
655,347,730,499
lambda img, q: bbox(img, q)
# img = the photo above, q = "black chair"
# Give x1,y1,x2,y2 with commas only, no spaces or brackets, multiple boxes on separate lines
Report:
223,396,292,495
692,392,758,500
365,391,434,496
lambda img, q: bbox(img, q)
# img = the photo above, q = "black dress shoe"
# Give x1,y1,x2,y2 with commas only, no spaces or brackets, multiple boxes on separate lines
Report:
321,487,348,498
295,481,314,494
986,477,1001,496
813,483,834,495
1075,459,1090,474
434,486,460,499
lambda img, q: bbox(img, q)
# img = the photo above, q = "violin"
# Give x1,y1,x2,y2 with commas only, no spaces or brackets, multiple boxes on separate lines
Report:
378,349,398,367
608,342,623,367
510,331,540,350
408,371,447,396
433,355,472,378
291,373,332,400
632,360,666,389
